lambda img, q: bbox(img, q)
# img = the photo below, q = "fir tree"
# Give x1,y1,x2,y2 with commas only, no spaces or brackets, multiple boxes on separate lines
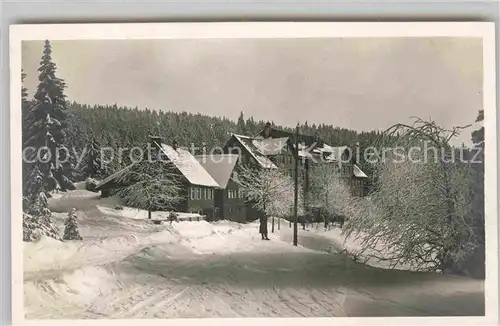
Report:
464,109,485,277
22,70,32,186
24,40,75,196
83,137,105,179
23,195,60,242
237,111,246,134
21,70,28,103
63,208,83,241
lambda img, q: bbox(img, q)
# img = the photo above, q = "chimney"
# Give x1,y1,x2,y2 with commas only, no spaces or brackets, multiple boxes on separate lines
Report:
149,135,162,147
263,121,272,138
314,131,322,146
148,135,163,161
354,142,360,165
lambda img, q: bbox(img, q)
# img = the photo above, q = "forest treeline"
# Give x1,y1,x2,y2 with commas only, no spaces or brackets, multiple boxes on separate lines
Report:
58,101,385,186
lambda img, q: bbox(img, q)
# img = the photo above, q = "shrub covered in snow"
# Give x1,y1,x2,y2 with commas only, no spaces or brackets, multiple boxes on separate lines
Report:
344,118,479,274
85,177,99,192
169,212,179,224
63,208,83,241
23,196,60,242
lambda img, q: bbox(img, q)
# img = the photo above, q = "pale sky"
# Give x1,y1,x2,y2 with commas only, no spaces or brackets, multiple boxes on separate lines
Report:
22,38,483,146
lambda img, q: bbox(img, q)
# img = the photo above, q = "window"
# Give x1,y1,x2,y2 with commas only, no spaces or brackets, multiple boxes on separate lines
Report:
207,189,212,200
190,188,195,200
203,188,207,199
196,188,201,200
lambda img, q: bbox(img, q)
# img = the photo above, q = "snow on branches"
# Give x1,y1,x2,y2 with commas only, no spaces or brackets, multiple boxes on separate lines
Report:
344,117,478,274
63,208,83,241
116,160,183,215
309,164,359,220
238,166,301,219
23,195,60,242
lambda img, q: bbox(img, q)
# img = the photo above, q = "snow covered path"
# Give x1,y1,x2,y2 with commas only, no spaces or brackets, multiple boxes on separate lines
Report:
24,196,485,319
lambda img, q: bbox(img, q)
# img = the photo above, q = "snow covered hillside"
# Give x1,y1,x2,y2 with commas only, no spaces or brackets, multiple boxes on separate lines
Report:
24,190,485,319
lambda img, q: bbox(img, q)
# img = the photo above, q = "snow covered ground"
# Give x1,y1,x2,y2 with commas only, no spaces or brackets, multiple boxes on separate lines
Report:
24,190,485,319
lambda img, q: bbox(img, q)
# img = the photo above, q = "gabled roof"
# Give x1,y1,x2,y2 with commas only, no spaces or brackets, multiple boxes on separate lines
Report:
195,154,239,189
353,164,368,178
231,134,277,169
255,125,322,146
159,144,220,188
94,164,134,190
320,145,349,162
229,131,369,178
252,137,289,156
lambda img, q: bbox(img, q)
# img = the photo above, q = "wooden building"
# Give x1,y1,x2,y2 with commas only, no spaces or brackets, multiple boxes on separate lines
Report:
223,122,368,198
195,154,247,222
94,136,221,219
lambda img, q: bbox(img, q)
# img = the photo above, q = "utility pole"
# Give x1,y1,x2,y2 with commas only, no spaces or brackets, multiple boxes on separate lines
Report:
293,123,299,246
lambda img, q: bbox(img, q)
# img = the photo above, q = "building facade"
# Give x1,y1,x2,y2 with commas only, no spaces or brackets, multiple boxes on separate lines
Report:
195,154,247,222
95,137,221,219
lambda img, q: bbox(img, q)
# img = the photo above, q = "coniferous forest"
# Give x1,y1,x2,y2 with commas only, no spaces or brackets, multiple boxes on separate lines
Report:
62,103,383,177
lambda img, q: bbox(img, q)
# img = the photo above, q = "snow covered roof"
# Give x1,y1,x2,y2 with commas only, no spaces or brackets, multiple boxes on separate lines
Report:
312,145,349,162
195,154,239,189
231,134,277,169
353,164,368,178
159,144,220,188
94,164,134,190
251,137,289,156
326,146,350,162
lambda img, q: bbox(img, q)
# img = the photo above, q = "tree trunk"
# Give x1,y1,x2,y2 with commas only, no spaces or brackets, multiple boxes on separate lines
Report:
272,216,275,233
278,216,281,230
148,209,152,219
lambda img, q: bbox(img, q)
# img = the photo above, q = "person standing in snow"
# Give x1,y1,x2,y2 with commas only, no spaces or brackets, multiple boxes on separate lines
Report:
259,215,270,240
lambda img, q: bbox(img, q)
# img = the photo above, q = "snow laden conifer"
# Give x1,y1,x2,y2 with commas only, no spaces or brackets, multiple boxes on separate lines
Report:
23,195,60,242
63,208,83,241
23,39,75,196
83,136,107,191
83,137,106,179
461,110,485,277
